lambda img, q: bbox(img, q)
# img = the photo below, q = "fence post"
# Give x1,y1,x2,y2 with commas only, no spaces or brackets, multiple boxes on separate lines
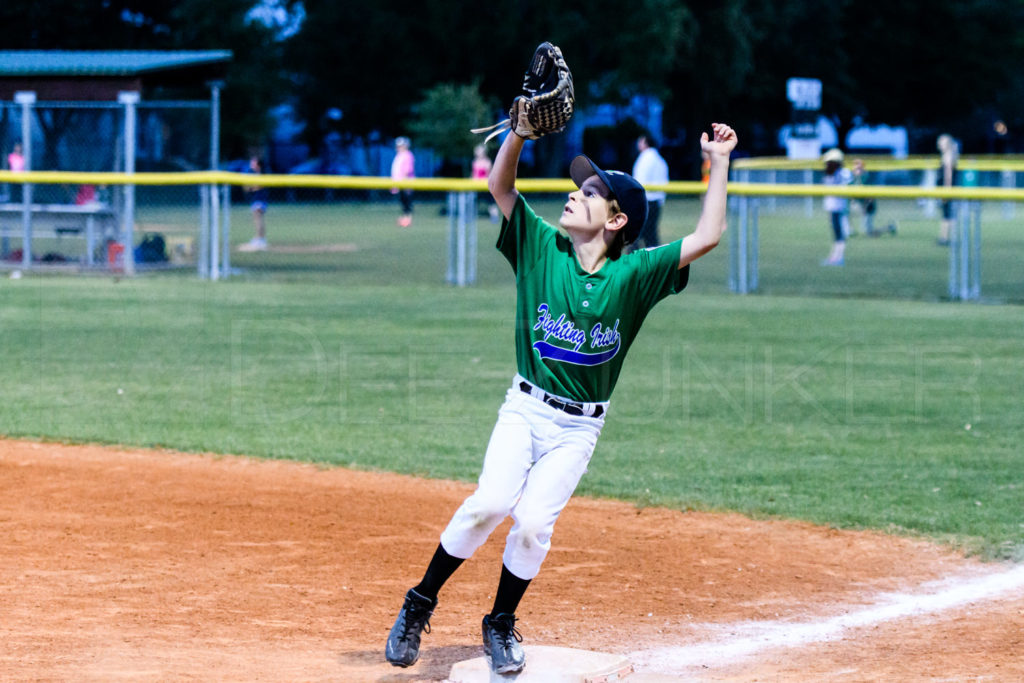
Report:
948,199,982,301
804,169,814,217
970,201,982,300
118,91,140,276
728,195,738,292
15,91,35,270
446,192,478,287
728,196,760,295
738,195,749,294
948,201,962,300
209,183,220,281
1000,169,1015,220
466,192,477,285
220,185,232,278
730,194,754,293
208,81,223,281
958,201,969,301
198,185,210,279
209,81,222,172
446,192,457,284
456,191,466,286
750,198,760,292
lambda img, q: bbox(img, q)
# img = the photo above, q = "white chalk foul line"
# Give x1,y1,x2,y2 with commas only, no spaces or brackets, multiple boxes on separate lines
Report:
629,564,1024,674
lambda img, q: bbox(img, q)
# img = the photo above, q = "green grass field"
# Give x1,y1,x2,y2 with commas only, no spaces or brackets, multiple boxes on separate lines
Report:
1,195,1021,560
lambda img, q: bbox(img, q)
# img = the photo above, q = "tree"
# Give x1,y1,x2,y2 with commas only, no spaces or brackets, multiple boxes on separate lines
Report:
840,0,1024,149
406,83,495,176
284,1,692,149
662,0,764,168
7,0,1024,166
0,0,301,159
286,0,523,141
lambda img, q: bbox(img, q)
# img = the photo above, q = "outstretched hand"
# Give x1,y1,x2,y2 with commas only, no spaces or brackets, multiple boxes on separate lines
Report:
700,123,738,158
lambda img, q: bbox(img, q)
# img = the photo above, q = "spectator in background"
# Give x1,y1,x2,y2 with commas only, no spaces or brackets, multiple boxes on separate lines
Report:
699,149,712,211
472,144,492,180
936,134,959,246
74,184,98,206
821,148,852,266
629,134,669,251
700,149,712,185
851,158,896,238
6,142,25,202
472,144,499,222
392,137,415,228
850,158,876,237
7,142,25,173
238,154,269,252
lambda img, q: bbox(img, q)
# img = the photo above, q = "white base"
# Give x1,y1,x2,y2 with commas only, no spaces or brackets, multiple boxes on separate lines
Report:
447,645,632,682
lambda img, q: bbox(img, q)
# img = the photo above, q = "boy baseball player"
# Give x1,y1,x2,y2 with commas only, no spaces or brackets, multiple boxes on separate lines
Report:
386,122,737,674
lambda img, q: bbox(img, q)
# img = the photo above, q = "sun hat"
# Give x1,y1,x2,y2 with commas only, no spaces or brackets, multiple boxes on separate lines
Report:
822,148,844,163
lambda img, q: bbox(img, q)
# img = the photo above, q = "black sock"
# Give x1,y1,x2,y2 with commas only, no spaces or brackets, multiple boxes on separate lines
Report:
413,543,464,601
490,564,531,617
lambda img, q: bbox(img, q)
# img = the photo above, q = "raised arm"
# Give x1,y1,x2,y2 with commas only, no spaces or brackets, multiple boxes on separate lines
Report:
679,123,737,268
489,133,525,220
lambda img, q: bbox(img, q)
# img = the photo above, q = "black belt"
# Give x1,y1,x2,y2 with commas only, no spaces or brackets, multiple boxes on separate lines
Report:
519,381,604,418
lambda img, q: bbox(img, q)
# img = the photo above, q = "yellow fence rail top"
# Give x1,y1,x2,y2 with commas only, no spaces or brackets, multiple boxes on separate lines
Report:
0,169,492,191
1,170,1023,201
733,155,1024,172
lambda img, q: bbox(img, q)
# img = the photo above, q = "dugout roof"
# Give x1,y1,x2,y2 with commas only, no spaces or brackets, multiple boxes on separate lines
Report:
0,50,232,101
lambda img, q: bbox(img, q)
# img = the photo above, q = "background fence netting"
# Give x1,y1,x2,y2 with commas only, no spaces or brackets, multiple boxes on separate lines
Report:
0,153,1021,304
1,100,209,271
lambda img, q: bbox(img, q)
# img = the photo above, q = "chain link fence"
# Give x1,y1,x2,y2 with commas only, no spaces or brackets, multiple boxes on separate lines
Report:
1,113,1021,304
1,100,208,271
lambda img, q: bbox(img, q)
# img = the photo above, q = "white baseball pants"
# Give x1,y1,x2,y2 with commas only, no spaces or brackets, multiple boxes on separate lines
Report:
439,376,607,580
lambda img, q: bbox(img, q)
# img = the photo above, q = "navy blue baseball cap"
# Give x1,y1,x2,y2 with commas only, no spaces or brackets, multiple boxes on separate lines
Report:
570,155,649,244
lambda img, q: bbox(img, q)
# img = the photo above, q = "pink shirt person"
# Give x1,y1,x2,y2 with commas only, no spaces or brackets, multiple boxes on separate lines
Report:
472,144,492,180
391,140,415,184
391,137,415,226
7,143,25,172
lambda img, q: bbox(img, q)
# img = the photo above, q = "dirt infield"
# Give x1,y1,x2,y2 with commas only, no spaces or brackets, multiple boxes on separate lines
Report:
1,439,1020,681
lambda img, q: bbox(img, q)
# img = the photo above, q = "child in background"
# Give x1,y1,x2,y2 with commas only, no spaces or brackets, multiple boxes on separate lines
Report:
850,159,877,236
238,155,269,252
472,144,499,222
822,148,852,266
851,158,897,238
391,137,416,227
936,134,959,246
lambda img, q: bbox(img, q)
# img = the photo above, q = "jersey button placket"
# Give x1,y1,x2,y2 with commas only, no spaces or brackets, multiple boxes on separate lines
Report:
582,281,595,309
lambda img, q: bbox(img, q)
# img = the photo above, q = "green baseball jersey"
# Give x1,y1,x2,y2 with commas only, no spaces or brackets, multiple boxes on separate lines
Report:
497,195,689,403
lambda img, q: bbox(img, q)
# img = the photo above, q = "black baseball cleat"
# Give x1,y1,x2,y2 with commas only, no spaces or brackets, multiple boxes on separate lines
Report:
481,612,525,674
385,588,437,667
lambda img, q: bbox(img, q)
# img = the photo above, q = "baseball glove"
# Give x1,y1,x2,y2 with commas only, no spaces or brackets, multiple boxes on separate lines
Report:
472,42,575,142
